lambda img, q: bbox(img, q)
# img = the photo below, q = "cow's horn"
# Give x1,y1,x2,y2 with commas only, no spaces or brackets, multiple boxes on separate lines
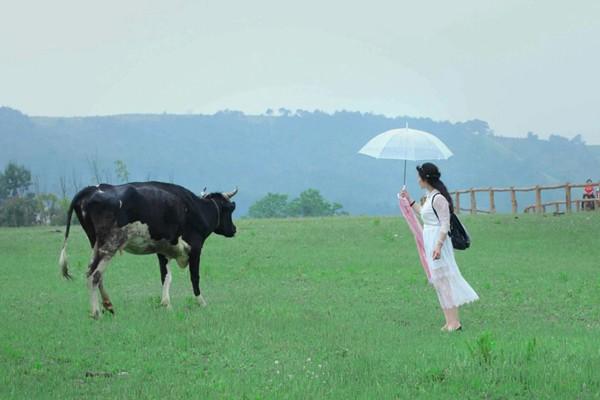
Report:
223,187,238,199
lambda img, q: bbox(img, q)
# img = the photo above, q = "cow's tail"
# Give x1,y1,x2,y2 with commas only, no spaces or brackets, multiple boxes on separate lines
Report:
59,192,82,280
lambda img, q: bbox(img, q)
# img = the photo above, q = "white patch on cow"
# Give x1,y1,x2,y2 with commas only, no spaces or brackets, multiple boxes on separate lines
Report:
121,223,190,266
122,222,154,254
119,200,123,209
161,264,172,308
173,237,191,268
196,294,208,307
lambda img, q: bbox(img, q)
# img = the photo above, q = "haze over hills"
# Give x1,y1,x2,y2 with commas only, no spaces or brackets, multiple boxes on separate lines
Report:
1,106,598,215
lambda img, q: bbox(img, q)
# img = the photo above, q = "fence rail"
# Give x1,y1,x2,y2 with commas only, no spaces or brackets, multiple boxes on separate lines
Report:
449,182,600,214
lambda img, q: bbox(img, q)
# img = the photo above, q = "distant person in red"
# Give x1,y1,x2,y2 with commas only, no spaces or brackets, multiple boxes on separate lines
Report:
583,179,596,211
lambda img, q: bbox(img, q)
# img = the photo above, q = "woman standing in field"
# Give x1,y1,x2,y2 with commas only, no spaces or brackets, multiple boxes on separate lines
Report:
401,162,479,332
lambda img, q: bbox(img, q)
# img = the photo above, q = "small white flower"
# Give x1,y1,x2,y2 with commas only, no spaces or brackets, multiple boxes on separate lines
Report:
274,360,279,365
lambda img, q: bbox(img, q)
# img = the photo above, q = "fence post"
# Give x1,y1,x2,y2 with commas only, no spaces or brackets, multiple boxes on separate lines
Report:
455,192,460,214
510,187,517,214
535,185,542,213
470,189,476,214
489,188,496,213
565,183,572,213
576,200,581,212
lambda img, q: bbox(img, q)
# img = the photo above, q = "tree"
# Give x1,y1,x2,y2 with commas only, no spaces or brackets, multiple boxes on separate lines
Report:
114,160,130,183
526,131,538,141
278,108,292,117
35,193,63,225
571,134,585,145
0,162,32,199
287,189,345,217
247,189,346,218
0,194,37,226
87,155,102,184
248,193,289,218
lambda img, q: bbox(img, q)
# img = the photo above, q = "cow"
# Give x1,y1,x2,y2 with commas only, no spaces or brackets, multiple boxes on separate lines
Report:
58,182,238,318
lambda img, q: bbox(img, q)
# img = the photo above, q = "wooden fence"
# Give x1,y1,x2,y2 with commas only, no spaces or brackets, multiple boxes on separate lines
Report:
449,182,600,214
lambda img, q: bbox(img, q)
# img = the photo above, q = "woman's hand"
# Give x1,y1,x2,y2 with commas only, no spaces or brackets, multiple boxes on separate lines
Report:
400,189,412,203
432,244,442,260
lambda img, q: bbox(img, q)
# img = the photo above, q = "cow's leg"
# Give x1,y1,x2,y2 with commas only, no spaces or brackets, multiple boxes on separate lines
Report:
89,254,116,318
87,231,123,319
87,252,114,319
188,249,207,307
98,280,114,314
86,250,103,319
158,254,172,308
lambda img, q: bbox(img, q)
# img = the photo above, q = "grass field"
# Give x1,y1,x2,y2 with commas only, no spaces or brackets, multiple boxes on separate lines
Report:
1,212,600,399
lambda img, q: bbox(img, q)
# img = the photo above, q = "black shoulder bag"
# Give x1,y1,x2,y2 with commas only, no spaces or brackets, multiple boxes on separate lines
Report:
431,193,471,250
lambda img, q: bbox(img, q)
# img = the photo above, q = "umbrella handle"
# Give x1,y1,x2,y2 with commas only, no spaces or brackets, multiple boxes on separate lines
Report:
398,185,407,199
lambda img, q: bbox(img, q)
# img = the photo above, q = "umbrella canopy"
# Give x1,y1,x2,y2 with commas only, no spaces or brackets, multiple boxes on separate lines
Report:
358,127,453,185
358,127,453,161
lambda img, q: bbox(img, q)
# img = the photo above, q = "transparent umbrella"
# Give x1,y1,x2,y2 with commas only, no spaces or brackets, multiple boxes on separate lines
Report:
358,126,453,185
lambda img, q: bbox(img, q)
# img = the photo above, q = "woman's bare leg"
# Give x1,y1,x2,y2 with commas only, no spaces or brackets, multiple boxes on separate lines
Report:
445,307,461,330
441,307,450,330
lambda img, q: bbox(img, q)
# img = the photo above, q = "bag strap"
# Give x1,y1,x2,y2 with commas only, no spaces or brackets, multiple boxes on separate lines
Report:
431,192,441,221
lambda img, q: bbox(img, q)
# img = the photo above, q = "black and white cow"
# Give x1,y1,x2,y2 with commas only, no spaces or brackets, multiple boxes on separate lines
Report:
58,182,238,318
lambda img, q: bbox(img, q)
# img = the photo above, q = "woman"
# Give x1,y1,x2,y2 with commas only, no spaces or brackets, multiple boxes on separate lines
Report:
401,162,479,332
583,179,596,211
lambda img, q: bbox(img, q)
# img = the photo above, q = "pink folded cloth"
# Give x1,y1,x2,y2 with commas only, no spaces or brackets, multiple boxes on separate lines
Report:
398,195,431,280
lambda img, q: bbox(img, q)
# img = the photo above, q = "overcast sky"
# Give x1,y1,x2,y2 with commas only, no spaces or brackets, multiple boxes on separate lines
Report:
1,1,599,143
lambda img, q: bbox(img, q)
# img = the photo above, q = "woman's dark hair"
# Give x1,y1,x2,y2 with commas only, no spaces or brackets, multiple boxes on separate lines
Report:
417,162,454,213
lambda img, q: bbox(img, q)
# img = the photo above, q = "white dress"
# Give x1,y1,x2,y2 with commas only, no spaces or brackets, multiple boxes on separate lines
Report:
420,190,479,309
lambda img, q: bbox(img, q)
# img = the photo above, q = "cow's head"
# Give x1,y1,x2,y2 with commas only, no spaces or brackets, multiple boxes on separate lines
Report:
205,188,238,237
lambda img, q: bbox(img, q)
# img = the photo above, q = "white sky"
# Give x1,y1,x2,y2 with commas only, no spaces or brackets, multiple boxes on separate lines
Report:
1,0,599,143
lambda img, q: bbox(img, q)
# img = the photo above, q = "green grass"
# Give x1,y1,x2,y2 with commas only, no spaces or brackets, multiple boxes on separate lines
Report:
1,212,600,399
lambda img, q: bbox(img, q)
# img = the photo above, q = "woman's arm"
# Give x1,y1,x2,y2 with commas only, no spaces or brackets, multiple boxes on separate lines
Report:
411,198,422,213
433,194,450,247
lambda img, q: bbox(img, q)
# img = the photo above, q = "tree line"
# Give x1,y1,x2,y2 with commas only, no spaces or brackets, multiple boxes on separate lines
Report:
248,189,346,218
0,162,66,226
0,160,132,227
0,161,346,226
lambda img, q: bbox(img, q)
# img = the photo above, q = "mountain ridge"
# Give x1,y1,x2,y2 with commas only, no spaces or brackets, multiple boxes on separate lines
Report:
1,106,597,215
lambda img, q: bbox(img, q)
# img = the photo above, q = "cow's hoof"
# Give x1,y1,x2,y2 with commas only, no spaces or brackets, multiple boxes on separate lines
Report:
160,299,172,309
90,310,101,320
196,295,207,307
102,301,115,315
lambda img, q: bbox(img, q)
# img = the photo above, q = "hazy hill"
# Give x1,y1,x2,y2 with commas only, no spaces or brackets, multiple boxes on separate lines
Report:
590,145,600,165
1,106,598,215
